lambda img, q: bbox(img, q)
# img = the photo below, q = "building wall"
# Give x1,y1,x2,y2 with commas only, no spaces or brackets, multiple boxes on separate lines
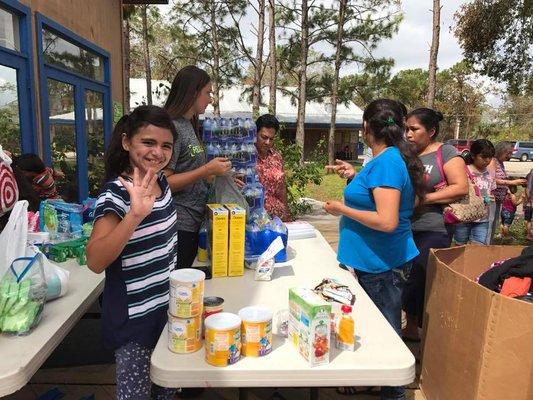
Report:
19,0,123,152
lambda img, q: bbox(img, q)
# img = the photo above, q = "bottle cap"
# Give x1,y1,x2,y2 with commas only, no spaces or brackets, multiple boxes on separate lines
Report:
341,304,352,313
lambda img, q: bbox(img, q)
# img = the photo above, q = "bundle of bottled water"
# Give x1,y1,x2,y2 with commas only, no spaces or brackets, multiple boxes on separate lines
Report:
203,117,264,217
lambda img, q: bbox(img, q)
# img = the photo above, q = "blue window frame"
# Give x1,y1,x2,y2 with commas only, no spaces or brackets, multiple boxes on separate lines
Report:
0,0,37,153
37,13,112,201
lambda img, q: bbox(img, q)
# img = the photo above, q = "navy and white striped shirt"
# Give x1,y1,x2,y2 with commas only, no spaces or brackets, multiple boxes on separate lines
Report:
93,173,177,349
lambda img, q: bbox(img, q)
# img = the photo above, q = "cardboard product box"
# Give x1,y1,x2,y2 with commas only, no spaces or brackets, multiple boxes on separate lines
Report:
224,204,246,277
288,287,331,367
421,245,533,400
206,204,228,277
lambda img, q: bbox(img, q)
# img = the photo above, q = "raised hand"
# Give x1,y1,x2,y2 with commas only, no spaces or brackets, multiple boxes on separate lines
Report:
325,159,356,180
118,167,158,221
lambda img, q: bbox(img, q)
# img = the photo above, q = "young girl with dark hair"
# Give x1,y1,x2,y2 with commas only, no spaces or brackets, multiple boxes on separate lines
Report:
454,139,496,245
325,98,425,400
87,105,177,400
402,107,468,341
164,65,231,269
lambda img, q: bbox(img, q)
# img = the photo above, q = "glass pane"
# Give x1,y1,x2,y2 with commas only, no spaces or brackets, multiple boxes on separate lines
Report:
42,28,104,82
85,90,104,197
47,78,74,119
50,124,78,202
0,65,21,154
47,79,77,201
0,7,20,51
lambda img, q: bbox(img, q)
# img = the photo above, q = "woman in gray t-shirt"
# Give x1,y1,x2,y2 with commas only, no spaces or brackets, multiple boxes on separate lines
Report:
402,108,469,341
164,66,231,269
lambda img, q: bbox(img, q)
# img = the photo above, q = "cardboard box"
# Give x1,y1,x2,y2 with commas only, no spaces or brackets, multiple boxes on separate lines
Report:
421,245,533,400
288,287,331,367
224,204,246,276
206,204,228,277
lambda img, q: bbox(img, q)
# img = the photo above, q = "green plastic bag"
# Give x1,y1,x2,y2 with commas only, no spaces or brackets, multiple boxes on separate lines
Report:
0,253,47,335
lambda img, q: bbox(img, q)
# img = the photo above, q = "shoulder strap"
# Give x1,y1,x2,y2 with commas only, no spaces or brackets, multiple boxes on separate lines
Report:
435,145,447,185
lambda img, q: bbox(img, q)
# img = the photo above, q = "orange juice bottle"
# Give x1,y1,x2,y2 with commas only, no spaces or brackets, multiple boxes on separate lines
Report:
336,305,355,351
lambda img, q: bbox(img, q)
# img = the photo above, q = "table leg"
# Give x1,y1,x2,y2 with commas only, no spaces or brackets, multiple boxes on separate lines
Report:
309,387,319,400
238,387,249,400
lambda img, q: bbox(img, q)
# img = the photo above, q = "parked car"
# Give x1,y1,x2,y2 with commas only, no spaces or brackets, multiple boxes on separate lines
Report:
511,141,533,162
445,139,472,157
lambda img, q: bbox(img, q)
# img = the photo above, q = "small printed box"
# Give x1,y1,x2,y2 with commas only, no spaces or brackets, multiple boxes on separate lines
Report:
206,204,229,277
224,204,246,277
288,287,331,367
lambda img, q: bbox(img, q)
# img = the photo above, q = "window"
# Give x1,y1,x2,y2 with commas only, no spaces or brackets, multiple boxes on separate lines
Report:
0,1,37,155
37,13,111,201
0,5,20,51
42,28,104,82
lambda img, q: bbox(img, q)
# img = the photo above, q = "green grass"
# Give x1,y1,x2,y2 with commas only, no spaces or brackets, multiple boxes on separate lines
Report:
306,172,347,202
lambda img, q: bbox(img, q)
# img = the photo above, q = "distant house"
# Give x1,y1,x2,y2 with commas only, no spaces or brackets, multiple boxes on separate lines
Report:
130,78,363,160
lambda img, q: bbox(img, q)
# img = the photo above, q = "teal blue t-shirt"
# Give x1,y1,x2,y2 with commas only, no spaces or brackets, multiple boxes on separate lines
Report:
337,147,419,273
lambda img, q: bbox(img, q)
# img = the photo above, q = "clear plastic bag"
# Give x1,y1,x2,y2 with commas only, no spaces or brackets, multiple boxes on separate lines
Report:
0,252,47,335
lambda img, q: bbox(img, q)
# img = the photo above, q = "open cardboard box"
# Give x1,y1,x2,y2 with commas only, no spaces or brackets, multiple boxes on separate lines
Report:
421,245,533,400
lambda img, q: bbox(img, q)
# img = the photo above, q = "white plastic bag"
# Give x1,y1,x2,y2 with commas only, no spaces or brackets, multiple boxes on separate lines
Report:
0,200,28,278
254,237,284,281
0,200,69,301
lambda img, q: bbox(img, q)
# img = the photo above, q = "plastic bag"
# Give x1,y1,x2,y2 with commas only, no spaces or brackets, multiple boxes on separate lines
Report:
214,174,248,212
0,145,19,218
40,199,84,240
28,246,69,301
255,236,284,281
0,201,28,279
0,251,47,335
245,213,288,264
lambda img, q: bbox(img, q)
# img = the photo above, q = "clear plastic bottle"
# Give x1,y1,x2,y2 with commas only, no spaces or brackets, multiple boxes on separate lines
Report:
220,118,229,141
336,304,355,351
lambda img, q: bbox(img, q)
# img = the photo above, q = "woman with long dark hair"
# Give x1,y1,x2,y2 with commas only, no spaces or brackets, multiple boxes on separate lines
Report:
164,65,231,269
325,99,425,400
402,107,468,341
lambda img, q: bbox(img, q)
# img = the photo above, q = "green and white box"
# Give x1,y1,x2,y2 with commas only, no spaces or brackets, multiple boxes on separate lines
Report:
288,287,331,367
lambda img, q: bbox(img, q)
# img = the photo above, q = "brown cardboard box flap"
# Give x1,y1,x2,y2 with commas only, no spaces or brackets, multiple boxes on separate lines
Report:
421,245,533,400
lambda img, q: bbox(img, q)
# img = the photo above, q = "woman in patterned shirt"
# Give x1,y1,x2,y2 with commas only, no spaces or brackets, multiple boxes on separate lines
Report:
255,114,292,221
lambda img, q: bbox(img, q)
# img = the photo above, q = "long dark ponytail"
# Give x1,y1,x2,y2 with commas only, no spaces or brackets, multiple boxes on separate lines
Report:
363,99,426,206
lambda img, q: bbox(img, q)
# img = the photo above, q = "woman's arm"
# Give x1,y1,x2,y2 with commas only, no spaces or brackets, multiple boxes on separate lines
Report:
425,157,469,204
165,157,230,192
86,169,157,274
325,187,400,233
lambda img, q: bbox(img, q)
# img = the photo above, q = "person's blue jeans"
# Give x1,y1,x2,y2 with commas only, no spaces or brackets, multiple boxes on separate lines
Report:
353,263,412,400
454,221,489,245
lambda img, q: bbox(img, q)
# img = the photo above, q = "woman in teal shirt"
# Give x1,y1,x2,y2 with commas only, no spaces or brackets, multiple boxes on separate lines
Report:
325,99,425,400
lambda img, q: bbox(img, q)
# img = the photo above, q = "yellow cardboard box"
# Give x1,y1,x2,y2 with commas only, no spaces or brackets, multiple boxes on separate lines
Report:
224,204,246,276
206,204,228,277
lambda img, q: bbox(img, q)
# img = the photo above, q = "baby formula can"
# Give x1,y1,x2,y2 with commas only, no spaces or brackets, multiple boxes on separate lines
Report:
169,268,205,318
168,313,202,354
202,296,224,338
204,312,241,367
238,306,273,357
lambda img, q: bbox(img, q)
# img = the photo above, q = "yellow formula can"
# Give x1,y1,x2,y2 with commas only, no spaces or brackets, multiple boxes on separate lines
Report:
169,268,205,318
238,306,273,357
204,312,241,367
168,313,202,354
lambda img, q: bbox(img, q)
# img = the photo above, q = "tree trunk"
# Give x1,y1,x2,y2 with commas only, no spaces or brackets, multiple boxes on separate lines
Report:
454,117,461,139
328,0,347,166
427,0,440,108
268,0,277,115
252,0,266,119
210,1,221,117
141,5,152,105
295,0,309,155
123,8,131,113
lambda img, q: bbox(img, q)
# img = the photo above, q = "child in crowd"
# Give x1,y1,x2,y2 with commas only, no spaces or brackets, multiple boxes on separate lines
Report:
500,186,522,239
86,105,177,400
13,153,61,200
454,139,496,245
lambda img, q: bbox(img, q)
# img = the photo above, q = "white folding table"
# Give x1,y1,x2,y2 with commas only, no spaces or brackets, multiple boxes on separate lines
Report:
0,260,105,397
151,230,415,397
